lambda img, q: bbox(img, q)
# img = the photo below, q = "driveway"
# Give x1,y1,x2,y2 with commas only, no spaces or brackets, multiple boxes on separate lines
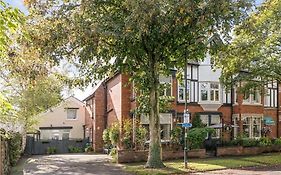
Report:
22,154,132,175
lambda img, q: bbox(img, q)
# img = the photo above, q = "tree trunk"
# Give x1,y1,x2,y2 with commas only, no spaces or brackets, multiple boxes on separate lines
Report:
145,59,165,168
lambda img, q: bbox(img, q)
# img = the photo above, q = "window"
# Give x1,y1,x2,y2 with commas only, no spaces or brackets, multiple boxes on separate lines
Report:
159,75,172,96
210,83,219,101
141,113,172,141
62,129,70,140
233,115,262,138
200,82,220,102
200,83,208,101
243,89,261,104
178,81,190,102
200,114,221,139
67,108,78,119
264,81,278,107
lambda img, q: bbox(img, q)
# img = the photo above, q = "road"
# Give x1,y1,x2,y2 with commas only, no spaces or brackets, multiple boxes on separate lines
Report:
22,154,132,175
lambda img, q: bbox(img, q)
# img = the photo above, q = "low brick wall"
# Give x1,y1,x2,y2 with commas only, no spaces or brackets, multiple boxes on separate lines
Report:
216,146,243,156
217,145,281,157
117,149,206,163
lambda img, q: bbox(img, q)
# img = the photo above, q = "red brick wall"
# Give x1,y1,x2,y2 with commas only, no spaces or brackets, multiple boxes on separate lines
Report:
107,74,122,126
93,85,106,152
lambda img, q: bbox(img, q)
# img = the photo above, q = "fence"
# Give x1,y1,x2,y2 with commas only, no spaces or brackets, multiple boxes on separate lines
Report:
0,136,10,175
25,136,88,155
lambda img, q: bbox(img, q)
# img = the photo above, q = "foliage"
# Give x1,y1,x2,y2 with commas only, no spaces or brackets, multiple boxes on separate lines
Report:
273,138,281,146
242,138,259,147
258,137,272,147
187,128,214,149
123,119,133,149
85,145,94,153
7,132,22,166
109,122,120,147
192,113,205,128
136,125,148,150
0,0,24,55
25,0,253,168
214,0,281,87
170,126,182,145
68,146,83,153
110,147,118,163
46,147,56,154
102,128,111,148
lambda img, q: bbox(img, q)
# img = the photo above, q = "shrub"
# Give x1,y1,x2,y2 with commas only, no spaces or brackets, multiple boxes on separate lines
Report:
258,137,272,147
170,126,183,145
187,128,214,149
109,122,120,147
47,147,56,154
109,147,117,162
102,128,111,148
192,113,205,128
84,145,94,153
68,146,83,153
274,138,281,146
136,126,148,150
122,119,133,149
7,132,22,166
242,138,258,147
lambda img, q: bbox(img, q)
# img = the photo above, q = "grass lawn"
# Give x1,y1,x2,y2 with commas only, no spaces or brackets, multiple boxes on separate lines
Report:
123,153,281,175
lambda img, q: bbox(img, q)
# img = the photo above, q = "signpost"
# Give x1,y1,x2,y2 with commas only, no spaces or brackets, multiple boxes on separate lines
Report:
183,109,190,169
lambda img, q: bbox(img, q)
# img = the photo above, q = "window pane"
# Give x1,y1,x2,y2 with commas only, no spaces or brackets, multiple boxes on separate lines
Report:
178,88,184,101
201,90,208,101
67,109,77,119
215,90,219,101
210,90,214,101
161,124,170,140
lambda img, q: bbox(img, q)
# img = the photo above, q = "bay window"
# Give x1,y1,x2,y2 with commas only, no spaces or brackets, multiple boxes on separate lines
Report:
200,82,220,102
233,115,262,138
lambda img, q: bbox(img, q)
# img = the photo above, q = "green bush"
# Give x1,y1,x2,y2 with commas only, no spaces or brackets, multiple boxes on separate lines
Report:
8,132,22,166
84,145,94,153
192,113,205,128
170,126,182,145
242,138,259,147
274,138,281,146
110,147,117,162
187,128,214,149
47,147,56,154
258,137,272,147
136,126,148,150
68,146,83,153
122,119,133,149
102,128,111,148
109,123,120,147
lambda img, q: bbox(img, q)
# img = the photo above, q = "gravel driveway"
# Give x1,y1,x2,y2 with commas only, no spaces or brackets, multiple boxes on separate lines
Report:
23,154,132,175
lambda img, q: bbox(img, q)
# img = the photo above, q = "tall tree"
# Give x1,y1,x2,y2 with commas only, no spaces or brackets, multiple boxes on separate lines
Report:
25,0,252,168
214,0,281,87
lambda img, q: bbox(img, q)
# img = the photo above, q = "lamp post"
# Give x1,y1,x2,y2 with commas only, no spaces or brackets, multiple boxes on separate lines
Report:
184,56,189,169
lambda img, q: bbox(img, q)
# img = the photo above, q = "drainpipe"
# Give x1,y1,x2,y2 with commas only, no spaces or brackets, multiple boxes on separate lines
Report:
104,82,108,129
277,81,280,138
230,77,234,140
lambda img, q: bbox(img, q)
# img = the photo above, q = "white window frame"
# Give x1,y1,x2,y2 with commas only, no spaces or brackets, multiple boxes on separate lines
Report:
177,80,190,102
233,115,262,139
199,82,221,103
243,89,261,105
159,75,172,97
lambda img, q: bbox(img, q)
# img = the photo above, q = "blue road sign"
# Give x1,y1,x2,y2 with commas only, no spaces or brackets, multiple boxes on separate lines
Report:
181,123,192,128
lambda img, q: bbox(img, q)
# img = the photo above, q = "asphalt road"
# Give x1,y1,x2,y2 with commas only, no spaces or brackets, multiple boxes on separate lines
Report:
22,154,132,175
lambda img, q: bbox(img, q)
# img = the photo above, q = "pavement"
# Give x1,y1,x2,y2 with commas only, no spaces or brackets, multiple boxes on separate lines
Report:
193,164,281,175
22,154,132,175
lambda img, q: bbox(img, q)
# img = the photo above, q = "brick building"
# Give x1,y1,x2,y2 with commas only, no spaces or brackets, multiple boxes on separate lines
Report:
84,56,281,152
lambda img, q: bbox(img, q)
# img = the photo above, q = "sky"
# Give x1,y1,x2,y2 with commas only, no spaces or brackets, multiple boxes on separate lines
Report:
3,0,265,100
